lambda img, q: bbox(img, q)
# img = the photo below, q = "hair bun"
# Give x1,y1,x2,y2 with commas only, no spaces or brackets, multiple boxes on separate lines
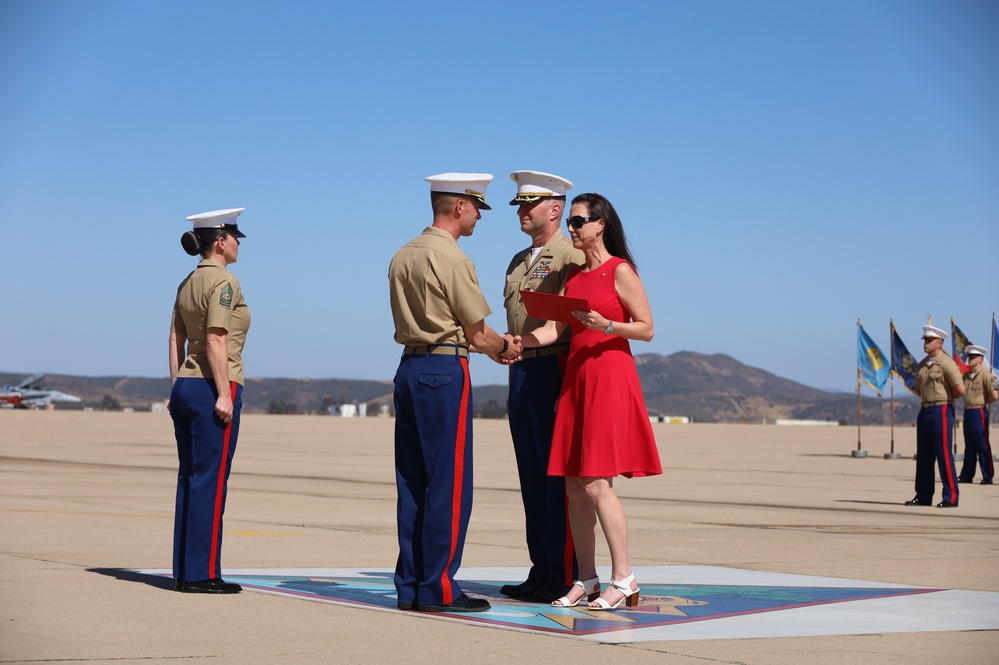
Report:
180,231,202,256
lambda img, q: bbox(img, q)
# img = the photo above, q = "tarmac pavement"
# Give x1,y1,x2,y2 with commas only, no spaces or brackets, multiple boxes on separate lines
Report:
1,411,997,664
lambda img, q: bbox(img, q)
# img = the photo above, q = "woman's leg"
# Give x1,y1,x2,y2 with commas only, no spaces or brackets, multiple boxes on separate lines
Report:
584,477,638,606
560,476,598,604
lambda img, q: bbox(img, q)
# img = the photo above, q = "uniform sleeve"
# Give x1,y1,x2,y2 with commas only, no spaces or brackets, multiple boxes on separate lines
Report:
205,278,235,332
443,259,491,329
170,301,187,336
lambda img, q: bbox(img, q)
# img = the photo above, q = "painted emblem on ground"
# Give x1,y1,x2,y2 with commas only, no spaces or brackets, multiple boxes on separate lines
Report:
142,566,999,642
226,573,934,635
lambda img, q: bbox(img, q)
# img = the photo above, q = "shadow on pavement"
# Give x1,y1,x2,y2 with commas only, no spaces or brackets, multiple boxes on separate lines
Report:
89,567,174,591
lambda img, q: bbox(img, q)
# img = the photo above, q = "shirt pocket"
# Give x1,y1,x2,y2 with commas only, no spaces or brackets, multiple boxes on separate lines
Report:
504,274,523,312
967,379,983,400
925,365,945,398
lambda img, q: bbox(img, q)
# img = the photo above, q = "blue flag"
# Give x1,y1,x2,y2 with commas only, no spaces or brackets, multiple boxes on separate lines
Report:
858,322,890,396
890,320,918,395
992,315,998,373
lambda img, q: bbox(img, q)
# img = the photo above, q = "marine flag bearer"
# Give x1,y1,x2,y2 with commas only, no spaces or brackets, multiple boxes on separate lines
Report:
906,324,965,508
958,345,997,485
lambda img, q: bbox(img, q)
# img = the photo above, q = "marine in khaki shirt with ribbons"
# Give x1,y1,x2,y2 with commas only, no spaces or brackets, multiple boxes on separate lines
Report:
958,345,998,484
907,324,965,508
499,170,583,604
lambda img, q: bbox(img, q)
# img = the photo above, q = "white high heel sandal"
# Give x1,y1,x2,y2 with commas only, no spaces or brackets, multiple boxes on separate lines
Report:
587,573,639,610
550,578,600,607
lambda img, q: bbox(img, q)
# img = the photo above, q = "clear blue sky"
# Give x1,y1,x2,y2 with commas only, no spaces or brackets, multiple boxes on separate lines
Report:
1,0,996,393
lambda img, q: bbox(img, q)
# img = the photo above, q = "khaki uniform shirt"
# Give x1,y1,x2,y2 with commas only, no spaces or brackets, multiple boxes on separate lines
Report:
503,231,583,339
388,226,491,348
915,352,962,406
963,364,998,408
171,258,251,385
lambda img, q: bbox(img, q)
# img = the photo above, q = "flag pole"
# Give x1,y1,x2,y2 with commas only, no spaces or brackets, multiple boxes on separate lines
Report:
856,366,862,451
886,371,900,459
950,317,962,460
890,372,895,447
885,319,901,459
991,313,996,464
885,319,895,452
853,320,868,458
991,312,996,366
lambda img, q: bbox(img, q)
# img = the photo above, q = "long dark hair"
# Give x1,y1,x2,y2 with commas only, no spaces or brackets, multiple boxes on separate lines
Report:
180,228,227,257
571,192,637,272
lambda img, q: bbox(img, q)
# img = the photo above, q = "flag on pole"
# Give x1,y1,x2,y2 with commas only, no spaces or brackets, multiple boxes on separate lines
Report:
991,313,998,379
858,321,890,395
890,320,918,395
951,319,971,374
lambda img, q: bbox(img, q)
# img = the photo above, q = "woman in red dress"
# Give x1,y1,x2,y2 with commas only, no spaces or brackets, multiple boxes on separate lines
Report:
519,192,661,610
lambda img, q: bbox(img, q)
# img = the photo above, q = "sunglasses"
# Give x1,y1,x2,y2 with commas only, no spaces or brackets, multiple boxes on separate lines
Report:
566,216,601,229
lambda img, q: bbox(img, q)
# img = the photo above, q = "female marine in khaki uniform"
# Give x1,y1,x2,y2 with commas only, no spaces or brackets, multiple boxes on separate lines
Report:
169,208,251,593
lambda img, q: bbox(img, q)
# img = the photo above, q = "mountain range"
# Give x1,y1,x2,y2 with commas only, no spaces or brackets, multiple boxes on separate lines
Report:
1,351,964,425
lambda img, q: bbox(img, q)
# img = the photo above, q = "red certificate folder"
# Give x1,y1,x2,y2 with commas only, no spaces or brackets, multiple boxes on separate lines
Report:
519,290,591,323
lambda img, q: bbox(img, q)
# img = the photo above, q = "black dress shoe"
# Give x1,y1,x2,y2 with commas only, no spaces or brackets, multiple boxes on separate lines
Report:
957,477,974,484
397,601,415,610
937,501,958,508
174,579,183,591
499,579,543,600
981,479,993,485
533,582,571,604
904,497,931,506
414,593,490,613
178,578,242,594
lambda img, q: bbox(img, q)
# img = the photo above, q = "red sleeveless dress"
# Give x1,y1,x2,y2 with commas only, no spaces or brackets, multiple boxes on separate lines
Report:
548,257,662,478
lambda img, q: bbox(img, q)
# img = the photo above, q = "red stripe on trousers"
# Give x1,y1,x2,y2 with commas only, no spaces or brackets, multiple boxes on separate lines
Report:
208,382,236,579
980,409,994,477
940,405,956,499
440,358,470,604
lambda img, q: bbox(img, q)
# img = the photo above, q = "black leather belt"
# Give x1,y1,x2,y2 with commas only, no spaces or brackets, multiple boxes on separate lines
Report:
519,343,569,360
403,344,469,358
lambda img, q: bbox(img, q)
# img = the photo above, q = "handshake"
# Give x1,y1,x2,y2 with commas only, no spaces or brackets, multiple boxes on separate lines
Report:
491,333,524,365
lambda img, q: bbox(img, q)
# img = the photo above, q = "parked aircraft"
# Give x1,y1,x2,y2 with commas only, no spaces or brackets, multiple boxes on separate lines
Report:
0,373,82,408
